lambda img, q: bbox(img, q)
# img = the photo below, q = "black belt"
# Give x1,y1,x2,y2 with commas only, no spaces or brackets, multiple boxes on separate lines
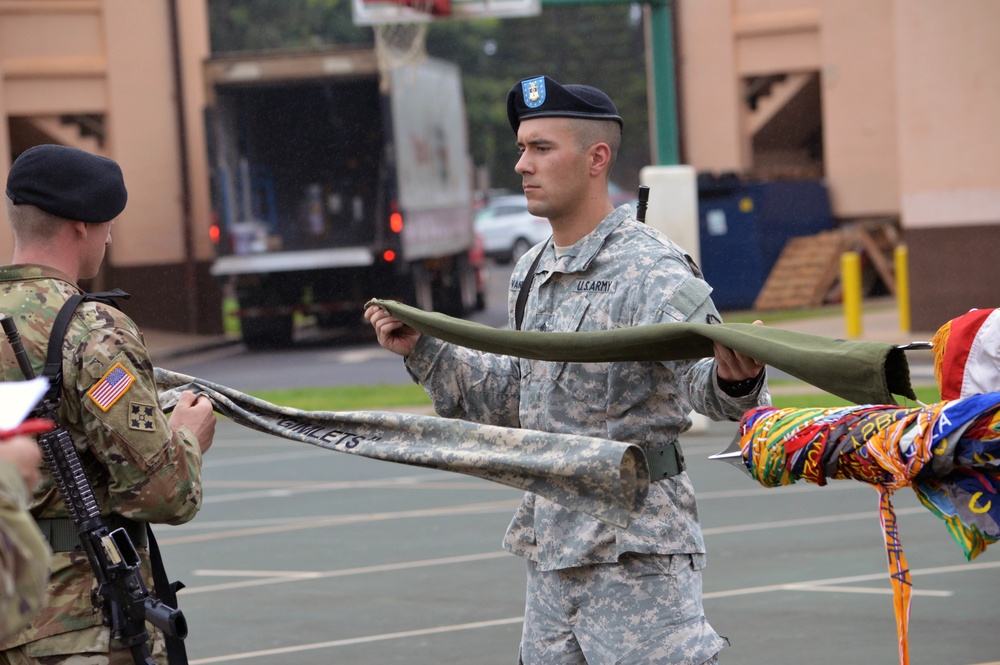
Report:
36,515,148,552
646,441,686,481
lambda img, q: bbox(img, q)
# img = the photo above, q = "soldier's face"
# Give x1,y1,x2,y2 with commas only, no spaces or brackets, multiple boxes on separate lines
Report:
515,118,589,223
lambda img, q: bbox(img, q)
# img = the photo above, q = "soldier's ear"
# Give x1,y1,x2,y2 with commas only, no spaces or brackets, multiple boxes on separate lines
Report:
588,142,611,177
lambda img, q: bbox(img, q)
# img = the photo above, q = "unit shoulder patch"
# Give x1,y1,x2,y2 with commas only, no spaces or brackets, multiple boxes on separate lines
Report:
129,402,157,432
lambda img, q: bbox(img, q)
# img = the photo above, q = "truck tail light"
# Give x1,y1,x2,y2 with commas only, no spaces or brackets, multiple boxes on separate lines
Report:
383,250,397,262
389,200,403,233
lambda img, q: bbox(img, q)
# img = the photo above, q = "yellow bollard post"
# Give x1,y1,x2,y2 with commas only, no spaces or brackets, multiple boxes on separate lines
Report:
841,251,863,338
895,244,911,333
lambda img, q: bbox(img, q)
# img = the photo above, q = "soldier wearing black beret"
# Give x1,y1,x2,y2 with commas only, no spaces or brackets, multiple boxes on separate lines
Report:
0,145,217,663
5,144,128,224
367,76,767,664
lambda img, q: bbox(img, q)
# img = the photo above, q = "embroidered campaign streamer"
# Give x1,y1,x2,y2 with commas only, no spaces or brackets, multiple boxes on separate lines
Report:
735,394,1000,665
154,368,648,529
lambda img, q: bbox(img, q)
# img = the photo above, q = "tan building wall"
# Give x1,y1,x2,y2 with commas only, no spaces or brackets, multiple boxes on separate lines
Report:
675,0,1000,330
0,0,221,333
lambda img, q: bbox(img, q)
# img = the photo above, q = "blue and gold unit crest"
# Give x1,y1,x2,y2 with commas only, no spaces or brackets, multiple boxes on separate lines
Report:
522,77,546,108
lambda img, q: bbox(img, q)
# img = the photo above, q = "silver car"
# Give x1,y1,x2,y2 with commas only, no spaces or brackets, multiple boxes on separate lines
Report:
473,194,552,264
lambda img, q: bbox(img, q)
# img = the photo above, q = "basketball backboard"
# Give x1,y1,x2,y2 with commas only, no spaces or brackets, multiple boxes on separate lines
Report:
352,0,541,25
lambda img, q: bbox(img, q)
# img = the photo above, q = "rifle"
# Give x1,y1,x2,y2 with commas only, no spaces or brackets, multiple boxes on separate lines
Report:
0,313,186,665
636,185,650,223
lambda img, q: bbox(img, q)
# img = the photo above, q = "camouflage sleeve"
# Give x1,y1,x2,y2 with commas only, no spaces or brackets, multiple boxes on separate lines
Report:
638,254,770,422
0,461,50,640
404,336,522,427
67,316,203,525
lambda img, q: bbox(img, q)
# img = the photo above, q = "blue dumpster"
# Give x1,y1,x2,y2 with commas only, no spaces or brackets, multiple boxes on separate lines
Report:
697,174,833,311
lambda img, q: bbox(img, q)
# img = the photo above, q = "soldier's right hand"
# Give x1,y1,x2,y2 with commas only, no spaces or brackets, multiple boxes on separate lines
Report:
0,435,42,491
365,304,421,357
169,390,217,454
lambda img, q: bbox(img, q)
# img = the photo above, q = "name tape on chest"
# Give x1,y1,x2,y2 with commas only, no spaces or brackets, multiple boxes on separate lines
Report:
510,278,618,293
87,362,135,411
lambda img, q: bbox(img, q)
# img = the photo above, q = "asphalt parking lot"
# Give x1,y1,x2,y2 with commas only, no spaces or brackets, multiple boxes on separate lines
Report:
155,416,999,665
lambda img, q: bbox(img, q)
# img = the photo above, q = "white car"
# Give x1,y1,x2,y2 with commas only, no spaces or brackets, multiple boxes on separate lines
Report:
474,194,551,264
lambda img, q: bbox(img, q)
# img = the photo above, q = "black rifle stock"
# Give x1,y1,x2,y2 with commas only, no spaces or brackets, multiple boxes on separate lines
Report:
0,314,186,665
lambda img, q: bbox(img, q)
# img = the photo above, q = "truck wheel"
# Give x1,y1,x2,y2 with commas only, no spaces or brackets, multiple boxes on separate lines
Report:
242,315,294,349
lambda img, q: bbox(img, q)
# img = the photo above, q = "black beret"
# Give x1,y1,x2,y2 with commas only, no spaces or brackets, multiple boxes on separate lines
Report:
507,75,623,134
5,144,127,223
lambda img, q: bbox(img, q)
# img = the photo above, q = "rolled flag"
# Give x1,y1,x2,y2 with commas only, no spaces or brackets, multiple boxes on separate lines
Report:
728,394,1000,665
931,307,1000,400
366,298,919,405
155,369,648,529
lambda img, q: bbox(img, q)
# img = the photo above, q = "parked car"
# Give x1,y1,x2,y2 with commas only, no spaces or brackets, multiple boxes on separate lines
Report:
474,194,551,264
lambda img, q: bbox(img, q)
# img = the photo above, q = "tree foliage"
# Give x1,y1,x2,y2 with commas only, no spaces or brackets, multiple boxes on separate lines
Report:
207,0,650,192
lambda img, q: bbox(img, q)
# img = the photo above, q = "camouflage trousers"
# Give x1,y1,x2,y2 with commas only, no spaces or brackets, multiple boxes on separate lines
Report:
519,553,727,665
0,627,166,665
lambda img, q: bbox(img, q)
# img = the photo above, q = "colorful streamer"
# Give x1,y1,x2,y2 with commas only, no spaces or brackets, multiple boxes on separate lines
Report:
737,393,1000,665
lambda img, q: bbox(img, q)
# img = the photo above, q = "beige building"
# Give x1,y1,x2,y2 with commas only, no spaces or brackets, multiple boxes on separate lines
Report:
675,0,1000,330
0,0,220,333
2,0,996,333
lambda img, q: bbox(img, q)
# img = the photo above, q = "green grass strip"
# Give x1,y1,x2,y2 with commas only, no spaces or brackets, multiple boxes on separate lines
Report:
248,383,942,414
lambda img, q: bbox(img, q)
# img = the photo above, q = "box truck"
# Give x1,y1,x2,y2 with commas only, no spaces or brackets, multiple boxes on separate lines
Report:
204,48,482,348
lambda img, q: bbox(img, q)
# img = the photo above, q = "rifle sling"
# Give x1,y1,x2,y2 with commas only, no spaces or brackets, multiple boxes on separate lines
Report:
514,243,547,331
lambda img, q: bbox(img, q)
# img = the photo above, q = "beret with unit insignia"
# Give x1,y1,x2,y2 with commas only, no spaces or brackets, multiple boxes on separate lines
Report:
506,75,623,134
6,144,127,224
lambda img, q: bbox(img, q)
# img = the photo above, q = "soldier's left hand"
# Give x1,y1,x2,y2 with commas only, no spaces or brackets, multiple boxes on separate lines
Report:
714,320,765,382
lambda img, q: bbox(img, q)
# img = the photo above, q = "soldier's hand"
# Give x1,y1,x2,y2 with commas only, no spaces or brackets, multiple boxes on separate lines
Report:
714,319,766,382
365,305,421,357
0,435,43,491
169,390,217,454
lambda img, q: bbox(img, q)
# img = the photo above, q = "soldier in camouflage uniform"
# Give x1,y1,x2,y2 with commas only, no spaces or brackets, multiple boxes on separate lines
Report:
366,76,770,664
0,434,50,641
0,144,216,664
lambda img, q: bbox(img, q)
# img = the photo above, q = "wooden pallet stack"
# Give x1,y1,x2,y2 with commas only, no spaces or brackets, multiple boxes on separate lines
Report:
753,219,899,311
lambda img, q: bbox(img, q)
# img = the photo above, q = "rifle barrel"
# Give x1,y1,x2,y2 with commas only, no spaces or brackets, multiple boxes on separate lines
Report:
0,314,36,380
636,185,650,223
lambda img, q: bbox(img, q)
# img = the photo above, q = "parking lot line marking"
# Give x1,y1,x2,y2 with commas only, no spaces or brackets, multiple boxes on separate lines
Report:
181,551,511,595
702,505,926,535
159,499,518,546
183,558,1000,663
782,584,952,597
188,616,525,664
705,559,1000,600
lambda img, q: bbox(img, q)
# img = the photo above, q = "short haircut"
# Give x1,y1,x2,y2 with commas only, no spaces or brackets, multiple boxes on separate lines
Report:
568,118,621,179
6,198,65,245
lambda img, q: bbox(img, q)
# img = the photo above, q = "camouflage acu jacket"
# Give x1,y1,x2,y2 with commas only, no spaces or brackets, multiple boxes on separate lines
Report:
405,206,770,570
0,461,51,641
0,265,204,658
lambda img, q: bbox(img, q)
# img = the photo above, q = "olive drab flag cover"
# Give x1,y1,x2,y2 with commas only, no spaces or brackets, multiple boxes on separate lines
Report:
154,369,647,528
365,299,918,406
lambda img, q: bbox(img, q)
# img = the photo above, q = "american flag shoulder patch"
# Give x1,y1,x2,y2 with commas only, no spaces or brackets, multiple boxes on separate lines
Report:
87,362,135,412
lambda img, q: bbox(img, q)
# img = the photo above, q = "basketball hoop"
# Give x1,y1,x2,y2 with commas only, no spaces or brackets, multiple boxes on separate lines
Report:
352,0,542,88
365,0,439,88
373,19,429,85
